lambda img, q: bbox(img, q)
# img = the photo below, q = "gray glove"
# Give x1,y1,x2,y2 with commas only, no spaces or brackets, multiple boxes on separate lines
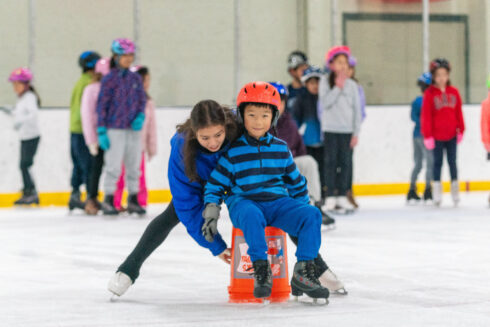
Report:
202,203,221,242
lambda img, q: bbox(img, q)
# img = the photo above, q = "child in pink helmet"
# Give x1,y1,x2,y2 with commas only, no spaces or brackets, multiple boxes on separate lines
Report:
7,67,42,205
80,58,111,215
113,66,157,211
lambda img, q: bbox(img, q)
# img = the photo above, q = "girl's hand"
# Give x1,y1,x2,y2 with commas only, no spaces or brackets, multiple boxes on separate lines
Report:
350,135,358,148
335,71,347,89
218,248,231,264
424,137,435,150
456,132,463,144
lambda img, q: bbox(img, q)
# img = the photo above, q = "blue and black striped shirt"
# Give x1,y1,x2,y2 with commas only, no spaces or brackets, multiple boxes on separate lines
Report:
204,132,309,209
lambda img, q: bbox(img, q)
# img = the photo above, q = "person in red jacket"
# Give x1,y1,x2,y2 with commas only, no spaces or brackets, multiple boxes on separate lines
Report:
421,58,465,206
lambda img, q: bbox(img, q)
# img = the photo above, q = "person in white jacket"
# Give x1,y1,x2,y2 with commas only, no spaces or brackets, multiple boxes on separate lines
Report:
7,67,41,205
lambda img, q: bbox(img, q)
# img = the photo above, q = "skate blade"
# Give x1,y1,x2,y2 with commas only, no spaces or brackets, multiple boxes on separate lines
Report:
291,295,329,305
332,288,348,296
109,294,119,302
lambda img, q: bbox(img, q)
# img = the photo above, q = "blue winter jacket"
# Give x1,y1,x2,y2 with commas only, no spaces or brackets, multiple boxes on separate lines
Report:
204,132,310,211
168,132,228,256
411,96,423,138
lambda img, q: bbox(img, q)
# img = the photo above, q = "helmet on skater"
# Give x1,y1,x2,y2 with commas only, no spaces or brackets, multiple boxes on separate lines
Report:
79,51,101,70
268,81,288,101
111,38,135,55
417,72,432,86
236,81,281,127
95,58,111,76
8,67,33,83
287,51,309,70
325,45,351,65
300,65,323,83
348,55,357,67
429,58,451,74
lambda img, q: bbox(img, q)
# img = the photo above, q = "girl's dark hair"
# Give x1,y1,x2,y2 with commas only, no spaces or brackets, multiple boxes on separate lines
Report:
110,56,117,69
176,100,241,183
28,85,41,107
135,66,151,99
328,71,337,89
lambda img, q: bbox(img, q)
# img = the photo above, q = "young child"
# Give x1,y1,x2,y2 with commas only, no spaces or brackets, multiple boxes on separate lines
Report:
286,51,309,110
202,81,330,301
421,58,465,206
97,38,147,215
319,45,361,214
114,66,157,210
480,75,490,206
80,58,111,215
69,51,101,211
407,72,433,203
8,68,41,205
291,66,326,197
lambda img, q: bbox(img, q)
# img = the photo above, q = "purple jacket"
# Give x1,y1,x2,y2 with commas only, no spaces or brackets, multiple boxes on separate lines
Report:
96,68,146,129
271,111,307,158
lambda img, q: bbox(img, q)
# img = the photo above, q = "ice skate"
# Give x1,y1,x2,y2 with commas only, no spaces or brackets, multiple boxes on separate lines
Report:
406,189,421,204
108,271,133,297
433,182,442,207
322,197,336,213
346,190,359,209
14,190,39,206
335,196,355,214
127,194,146,216
251,260,272,299
451,181,460,207
101,195,119,216
291,260,329,304
423,187,432,202
315,202,336,229
318,268,347,295
84,198,100,215
68,191,85,211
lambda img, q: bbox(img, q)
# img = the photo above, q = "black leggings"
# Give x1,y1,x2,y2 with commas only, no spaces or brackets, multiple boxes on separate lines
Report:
20,137,40,193
87,147,104,200
323,132,353,196
118,201,330,282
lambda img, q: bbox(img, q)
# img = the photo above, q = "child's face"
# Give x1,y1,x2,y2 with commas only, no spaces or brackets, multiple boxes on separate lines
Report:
243,105,273,140
11,81,26,96
433,68,449,88
143,74,150,92
347,66,354,78
305,78,319,95
118,54,134,69
196,124,226,152
289,64,308,81
329,54,349,75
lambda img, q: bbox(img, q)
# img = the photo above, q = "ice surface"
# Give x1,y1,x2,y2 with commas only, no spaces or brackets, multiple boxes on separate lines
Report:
1,192,489,327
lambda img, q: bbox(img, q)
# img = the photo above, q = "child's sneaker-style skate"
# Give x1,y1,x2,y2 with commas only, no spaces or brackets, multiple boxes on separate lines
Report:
291,260,329,303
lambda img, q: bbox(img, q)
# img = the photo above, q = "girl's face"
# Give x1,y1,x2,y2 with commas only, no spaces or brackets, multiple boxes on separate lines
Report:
330,54,349,75
196,124,226,152
118,54,134,69
143,74,150,92
12,81,27,96
243,104,273,140
433,68,449,88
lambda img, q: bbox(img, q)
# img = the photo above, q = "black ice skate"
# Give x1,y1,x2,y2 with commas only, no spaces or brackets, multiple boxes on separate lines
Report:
101,195,119,215
315,202,336,229
423,187,432,202
291,260,329,304
406,189,421,203
14,190,39,206
68,191,85,211
127,194,146,216
251,260,272,299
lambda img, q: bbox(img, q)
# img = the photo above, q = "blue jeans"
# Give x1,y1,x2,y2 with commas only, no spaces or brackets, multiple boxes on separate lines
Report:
229,197,322,262
433,137,457,181
70,133,91,192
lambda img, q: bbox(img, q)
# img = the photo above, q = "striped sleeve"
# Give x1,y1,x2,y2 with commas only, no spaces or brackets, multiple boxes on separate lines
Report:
283,149,310,203
204,154,234,205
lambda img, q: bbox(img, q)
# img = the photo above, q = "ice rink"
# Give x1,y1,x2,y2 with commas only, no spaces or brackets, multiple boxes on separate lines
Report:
1,192,489,327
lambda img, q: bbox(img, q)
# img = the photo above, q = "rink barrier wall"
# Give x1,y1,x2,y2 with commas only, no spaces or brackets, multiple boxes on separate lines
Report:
1,181,489,208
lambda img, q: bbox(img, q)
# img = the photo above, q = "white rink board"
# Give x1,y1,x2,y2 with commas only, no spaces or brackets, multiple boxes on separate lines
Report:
0,193,489,326
0,105,488,193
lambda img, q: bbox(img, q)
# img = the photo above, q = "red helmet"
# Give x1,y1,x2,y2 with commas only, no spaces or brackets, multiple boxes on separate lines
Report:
236,81,281,126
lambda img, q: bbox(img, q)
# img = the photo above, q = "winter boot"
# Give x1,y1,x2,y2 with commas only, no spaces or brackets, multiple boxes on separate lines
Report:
291,260,329,300
68,190,85,211
433,181,442,207
315,202,336,228
451,180,460,206
101,195,119,215
14,189,39,205
108,271,133,297
423,187,432,201
336,196,355,214
84,198,100,215
406,189,421,202
251,260,272,299
346,190,359,209
318,268,347,295
127,194,146,216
